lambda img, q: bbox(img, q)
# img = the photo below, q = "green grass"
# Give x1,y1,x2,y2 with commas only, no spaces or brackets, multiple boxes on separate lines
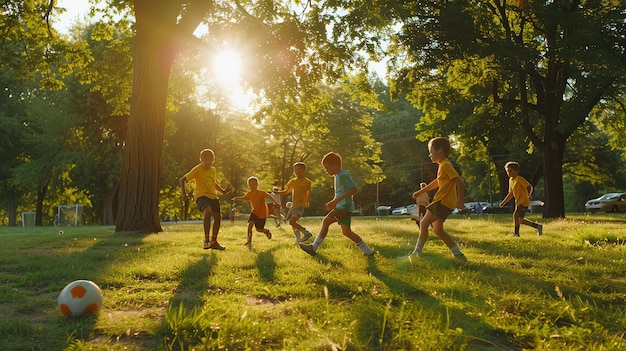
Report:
1,214,625,350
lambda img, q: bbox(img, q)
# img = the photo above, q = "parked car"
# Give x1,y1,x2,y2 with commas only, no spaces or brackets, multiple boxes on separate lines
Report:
585,193,626,213
528,200,544,213
392,204,417,215
392,206,408,215
482,201,514,214
451,202,490,215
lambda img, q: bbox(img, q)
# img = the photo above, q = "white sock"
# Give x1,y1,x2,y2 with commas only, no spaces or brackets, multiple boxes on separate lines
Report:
356,241,374,255
294,230,301,241
312,236,324,250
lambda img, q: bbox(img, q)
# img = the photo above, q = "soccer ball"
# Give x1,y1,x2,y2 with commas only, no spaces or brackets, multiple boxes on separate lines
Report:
58,230,64,235
286,201,293,209
58,280,103,316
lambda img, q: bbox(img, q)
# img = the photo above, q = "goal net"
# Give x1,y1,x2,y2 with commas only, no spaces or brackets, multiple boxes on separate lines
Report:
57,204,84,226
21,212,36,227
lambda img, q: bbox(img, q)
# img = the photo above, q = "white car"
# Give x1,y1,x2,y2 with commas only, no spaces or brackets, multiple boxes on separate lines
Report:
392,206,408,215
585,193,626,213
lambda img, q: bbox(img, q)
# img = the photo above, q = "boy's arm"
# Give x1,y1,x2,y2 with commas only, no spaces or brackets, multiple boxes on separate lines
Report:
326,187,357,210
273,184,291,196
179,176,189,200
232,195,244,201
527,184,534,199
500,190,514,207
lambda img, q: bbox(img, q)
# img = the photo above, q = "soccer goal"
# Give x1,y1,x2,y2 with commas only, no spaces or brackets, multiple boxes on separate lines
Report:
21,212,37,227
57,204,84,226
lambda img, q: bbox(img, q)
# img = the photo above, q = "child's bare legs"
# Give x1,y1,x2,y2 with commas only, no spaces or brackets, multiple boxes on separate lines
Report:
255,225,272,239
412,210,435,255
245,221,254,245
212,212,222,240
513,207,542,236
340,224,374,255
412,211,464,259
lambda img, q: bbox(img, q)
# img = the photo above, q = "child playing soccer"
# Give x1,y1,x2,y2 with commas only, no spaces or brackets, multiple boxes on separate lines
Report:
232,177,278,245
274,162,314,243
410,138,467,264
500,161,543,236
180,149,232,250
412,182,429,227
299,152,374,256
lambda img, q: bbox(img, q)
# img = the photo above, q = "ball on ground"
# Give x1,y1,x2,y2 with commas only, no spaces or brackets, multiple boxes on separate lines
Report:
286,202,293,209
58,280,103,316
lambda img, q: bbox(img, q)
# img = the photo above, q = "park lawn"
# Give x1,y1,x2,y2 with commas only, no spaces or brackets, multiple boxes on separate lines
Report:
0,214,625,350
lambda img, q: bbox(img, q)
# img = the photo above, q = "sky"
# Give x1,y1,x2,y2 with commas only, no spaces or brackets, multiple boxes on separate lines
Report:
54,0,95,34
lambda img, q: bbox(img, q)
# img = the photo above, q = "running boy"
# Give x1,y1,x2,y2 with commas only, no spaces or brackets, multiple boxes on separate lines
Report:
412,182,429,227
274,162,314,243
499,161,543,236
299,152,374,256
180,149,232,250
410,137,467,264
232,177,278,245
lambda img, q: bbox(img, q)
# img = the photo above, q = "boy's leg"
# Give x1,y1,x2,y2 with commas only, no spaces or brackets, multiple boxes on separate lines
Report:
254,218,271,239
299,211,336,256
208,199,225,249
246,221,254,245
340,223,374,256
520,217,542,235
202,207,213,242
431,220,467,262
512,205,532,236
411,210,436,255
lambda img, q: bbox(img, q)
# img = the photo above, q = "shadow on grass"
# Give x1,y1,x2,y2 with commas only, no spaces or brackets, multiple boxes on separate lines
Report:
170,253,218,309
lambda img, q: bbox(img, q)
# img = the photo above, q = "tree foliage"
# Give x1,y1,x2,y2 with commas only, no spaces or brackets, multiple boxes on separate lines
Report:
380,0,626,218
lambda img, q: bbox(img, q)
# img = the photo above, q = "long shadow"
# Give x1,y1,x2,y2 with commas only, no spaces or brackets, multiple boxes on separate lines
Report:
364,245,523,350
170,253,218,309
255,249,276,282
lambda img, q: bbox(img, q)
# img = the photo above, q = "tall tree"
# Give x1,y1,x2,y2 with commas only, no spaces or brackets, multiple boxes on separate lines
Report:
382,0,626,218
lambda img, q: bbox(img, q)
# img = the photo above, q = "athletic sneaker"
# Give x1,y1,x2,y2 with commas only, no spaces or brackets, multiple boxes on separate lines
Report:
203,240,211,250
299,243,317,256
537,224,543,236
511,233,520,237
298,230,313,243
208,241,225,250
454,254,468,268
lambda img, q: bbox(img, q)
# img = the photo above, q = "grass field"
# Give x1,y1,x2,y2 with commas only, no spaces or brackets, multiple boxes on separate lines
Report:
0,213,625,350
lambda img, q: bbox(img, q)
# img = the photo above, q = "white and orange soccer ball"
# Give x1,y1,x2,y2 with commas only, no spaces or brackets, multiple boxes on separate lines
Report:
286,201,293,209
57,280,103,317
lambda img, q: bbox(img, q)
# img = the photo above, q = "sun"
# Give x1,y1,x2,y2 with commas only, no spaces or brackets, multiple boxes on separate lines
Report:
213,49,242,85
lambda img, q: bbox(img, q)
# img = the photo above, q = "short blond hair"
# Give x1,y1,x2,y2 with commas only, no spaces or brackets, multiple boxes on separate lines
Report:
504,161,520,171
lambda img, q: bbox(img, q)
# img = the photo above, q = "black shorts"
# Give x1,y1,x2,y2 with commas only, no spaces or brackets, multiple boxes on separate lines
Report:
515,205,528,218
248,212,267,229
426,201,453,221
196,196,221,214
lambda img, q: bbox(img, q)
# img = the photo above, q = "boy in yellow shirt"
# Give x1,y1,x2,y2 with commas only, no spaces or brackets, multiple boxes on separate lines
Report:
499,162,543,236
180,149,232,250
410,138,467,264
274,162,314,243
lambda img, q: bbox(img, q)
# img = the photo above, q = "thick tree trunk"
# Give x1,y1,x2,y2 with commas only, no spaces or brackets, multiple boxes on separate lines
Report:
6,189,18,226
115,1,178,233
541,136,566,218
